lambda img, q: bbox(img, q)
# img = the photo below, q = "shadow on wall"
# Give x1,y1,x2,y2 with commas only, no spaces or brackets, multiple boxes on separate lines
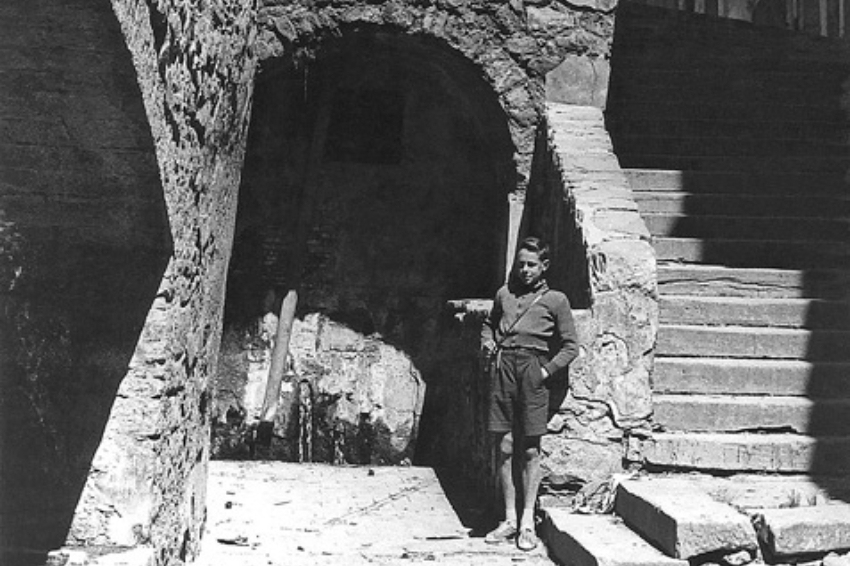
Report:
0,0,171,562
606,2,850,501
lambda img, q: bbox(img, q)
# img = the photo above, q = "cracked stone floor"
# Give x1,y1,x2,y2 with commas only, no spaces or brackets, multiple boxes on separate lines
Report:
192,461,554,566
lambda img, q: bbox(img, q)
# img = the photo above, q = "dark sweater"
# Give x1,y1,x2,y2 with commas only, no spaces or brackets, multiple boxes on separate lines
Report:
482,281,579,376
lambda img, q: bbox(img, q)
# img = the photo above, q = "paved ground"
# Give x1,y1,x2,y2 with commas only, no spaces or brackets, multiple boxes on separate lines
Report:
193,461,555,566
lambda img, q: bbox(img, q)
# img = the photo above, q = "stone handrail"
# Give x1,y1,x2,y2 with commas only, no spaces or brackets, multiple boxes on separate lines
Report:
534,102,658,434
626,0,849,38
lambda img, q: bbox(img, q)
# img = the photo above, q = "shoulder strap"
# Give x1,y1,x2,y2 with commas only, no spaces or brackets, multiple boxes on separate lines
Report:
495,290,547,348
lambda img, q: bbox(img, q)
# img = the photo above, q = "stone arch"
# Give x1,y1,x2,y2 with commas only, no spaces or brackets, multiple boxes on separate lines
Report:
213,21,526,467
254,0,544,190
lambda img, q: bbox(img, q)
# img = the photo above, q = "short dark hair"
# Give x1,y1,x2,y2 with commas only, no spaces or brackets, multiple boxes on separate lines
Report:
517,236,550,263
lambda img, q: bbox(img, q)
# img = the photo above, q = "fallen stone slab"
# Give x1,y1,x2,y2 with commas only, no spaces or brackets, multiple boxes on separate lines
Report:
754,503,850,557
542,509,687,566
616,479,758,559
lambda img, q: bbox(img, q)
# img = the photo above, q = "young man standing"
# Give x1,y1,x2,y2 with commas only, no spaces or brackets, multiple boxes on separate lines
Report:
481,237,579,551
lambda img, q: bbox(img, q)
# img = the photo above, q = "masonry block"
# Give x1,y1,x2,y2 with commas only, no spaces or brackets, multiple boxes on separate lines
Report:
755,504,850,557
543,509,688,566
616,479,758,559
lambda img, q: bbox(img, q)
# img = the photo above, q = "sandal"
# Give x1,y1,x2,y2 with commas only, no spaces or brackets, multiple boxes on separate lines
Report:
484,520,517,544
516,527,539,551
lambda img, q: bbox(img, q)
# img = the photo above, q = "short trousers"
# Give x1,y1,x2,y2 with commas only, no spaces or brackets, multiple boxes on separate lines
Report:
488,348,550,437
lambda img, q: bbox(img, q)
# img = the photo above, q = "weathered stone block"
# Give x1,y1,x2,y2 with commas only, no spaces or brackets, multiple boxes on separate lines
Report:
542,510,688,566
755,504,850,557
616,479,759,559
546,54,610,107
541,407,625,484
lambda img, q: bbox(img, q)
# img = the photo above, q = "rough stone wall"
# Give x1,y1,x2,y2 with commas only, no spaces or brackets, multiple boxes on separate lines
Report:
63,1,257,564
0,0,170,559
524,103,657,485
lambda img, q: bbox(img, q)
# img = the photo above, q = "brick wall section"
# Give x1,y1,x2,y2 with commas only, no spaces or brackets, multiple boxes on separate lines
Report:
525,103,657,483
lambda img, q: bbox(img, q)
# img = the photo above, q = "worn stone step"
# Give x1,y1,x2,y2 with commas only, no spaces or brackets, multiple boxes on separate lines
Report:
614,135,848,158
645,214,850,242
606,101,847,123
645,432,850,474
608,56,850,76
611,119,848,143
620,154,850,172
754,504,850,558
542,510,688,566
606,88,843,110
654,237,850,269
607,74,846,96
624,169,849,195
654,358,850,398
659,296,850,328
635,192,850,216
654,394,850,435
657,265,850,300
615,479,758,560
658,324,850,361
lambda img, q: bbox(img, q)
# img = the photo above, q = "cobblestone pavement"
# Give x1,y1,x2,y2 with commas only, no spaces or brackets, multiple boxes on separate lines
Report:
193,461,554,566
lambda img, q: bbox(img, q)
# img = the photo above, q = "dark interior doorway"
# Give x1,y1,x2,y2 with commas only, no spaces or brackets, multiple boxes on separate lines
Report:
212,28,516,474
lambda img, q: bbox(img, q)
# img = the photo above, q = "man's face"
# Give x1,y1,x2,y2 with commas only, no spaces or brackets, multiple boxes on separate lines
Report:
516,249,548,288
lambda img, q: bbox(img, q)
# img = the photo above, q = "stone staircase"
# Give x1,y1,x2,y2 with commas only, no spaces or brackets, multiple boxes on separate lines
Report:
606,4,850,475
543,476,850,566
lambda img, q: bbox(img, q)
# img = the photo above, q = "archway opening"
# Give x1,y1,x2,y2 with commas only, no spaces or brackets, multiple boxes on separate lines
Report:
212,28,516,473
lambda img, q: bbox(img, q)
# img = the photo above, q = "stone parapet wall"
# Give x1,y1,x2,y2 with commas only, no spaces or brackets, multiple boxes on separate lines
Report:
525,102,657,484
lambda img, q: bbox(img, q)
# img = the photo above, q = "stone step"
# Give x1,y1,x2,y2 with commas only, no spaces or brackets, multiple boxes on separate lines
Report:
615,479,758,560
606,101,847,123
608,55,850,75
634,191,850,217
609,42,850,71
657,265,850,300
613,135,848,158
645,214,850,242
654,394,850,435
606,85,844,107
645,432,850,474
609,120,848,145
659,296,850,329
542,510,688,566
654,238,849,269
607,73,846,95
654,358,850,398
754,504,850,558
624,169,849,195
619,154,850,172
658,324,850,361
